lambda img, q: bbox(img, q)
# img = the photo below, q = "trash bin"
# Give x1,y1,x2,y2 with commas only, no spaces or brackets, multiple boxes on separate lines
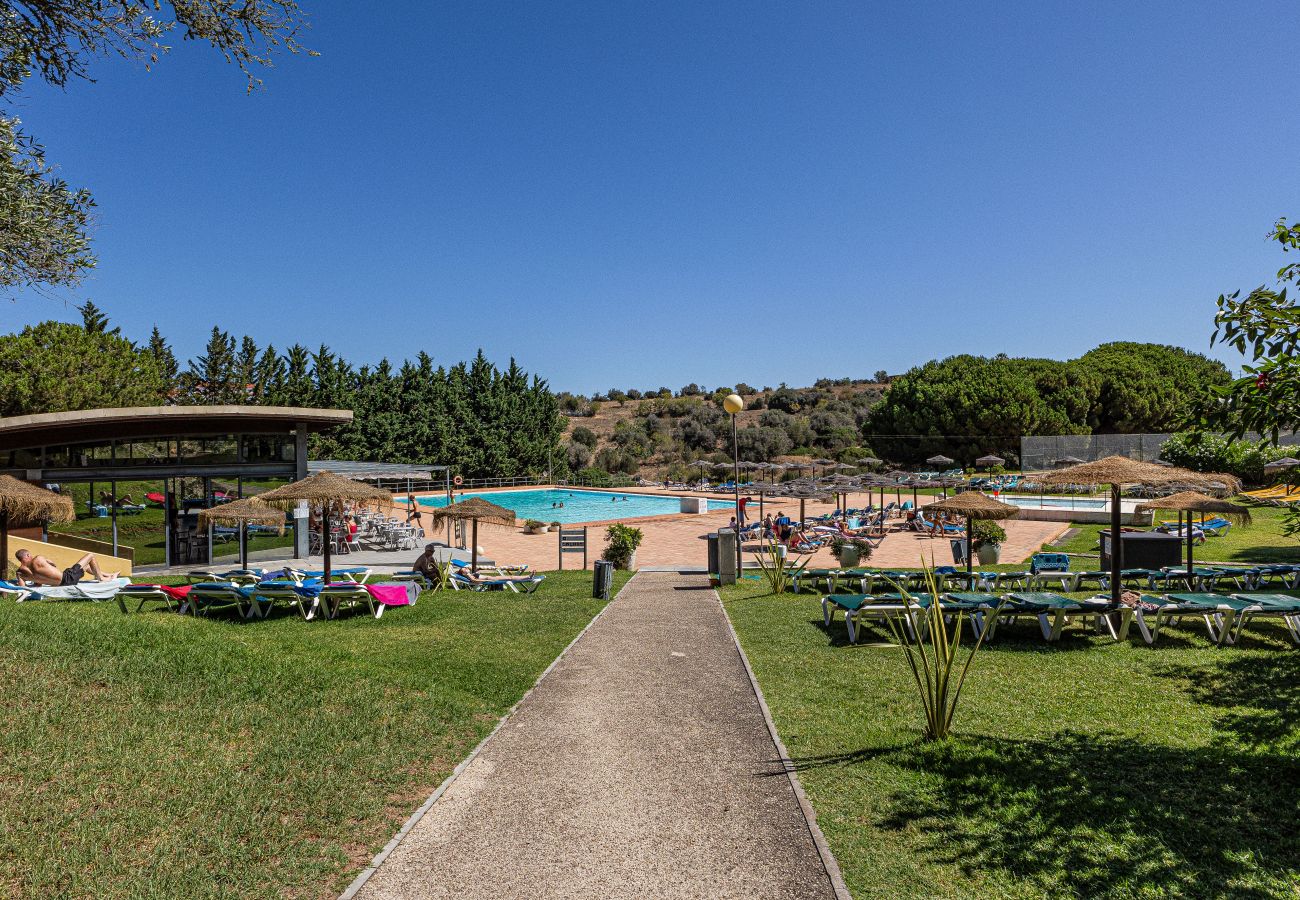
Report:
706,533,720,574
593,559,614,600
717,529,738,585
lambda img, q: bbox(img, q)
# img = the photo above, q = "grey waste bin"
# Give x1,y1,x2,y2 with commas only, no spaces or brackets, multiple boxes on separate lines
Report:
706,533,720,574
593,560,615,600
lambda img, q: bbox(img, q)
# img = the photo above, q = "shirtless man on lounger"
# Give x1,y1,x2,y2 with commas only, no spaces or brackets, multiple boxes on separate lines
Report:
13,550,116,586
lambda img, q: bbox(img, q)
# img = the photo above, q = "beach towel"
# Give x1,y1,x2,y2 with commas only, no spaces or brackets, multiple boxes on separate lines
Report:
365,583,417,606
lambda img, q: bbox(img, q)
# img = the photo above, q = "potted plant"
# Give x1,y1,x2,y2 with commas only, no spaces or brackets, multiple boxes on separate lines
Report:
550,520,562,532
970,520,1007,565
829,536,873,568
603,523,644,570
523,519,545,535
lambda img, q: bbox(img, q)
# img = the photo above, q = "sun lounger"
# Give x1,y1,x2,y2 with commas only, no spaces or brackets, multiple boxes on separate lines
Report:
821,592,927,644
185,582,258,618
450,572,546,594
249,581,322,620
186,568,264,586
1228,594,1300,645
999,592,1133,642
1,577,131,602
1130,593,1259,646
315,582,417,619
1251,565,1300,591
116,583,190,614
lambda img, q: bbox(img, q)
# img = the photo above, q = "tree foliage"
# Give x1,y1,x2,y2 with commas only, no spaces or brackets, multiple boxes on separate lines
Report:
0,319,166,415
0,0,313,290
866,344,1229,463
0,313,564,479
1198,219,1300,443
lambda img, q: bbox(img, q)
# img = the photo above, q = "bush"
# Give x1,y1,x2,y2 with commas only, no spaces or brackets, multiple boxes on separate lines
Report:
603,524,644,569
969,520,1007,550
578,467,614,487
1159,432,1294,484
829,536,874,564
570,425,598,448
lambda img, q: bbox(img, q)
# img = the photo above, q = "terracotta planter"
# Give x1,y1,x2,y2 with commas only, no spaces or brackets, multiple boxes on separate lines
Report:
977,543,1001,565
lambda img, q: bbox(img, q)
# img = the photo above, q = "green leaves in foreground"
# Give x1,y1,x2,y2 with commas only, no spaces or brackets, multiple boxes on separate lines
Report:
883,567,1004,742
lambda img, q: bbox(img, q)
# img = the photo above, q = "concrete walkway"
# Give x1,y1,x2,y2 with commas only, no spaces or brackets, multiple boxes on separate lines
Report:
352,572,838,900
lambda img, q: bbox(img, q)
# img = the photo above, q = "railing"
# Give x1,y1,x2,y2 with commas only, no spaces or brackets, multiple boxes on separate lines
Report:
454,475,550,490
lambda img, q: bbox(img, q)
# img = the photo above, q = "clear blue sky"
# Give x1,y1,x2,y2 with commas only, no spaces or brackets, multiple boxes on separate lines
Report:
10,1,1297,392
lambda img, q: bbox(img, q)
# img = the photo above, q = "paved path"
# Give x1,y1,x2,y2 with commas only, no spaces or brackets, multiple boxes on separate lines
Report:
352,572,838,900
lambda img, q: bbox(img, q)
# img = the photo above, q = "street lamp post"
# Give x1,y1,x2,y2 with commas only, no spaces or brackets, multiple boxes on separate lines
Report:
723,393,745,573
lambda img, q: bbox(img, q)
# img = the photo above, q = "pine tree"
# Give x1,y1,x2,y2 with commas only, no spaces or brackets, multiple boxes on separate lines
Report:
147,326,179,391
79,300,119,336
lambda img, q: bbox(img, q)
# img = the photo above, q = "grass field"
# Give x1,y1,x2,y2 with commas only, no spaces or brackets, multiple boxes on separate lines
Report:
0,570,627,899
721,581,1300,899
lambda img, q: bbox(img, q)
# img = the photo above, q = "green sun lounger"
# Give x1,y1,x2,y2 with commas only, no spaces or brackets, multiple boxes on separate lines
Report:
185,583,257,619
821,593,929,644
1000,592,1134,642
1135,593,1255,646
1227,593,1300,645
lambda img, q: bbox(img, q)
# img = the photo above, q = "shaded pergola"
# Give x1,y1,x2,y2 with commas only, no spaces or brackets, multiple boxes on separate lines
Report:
1134,491,1251,588
1040,456,1241,603
425,496,517,572
923,491,1020,583
197,497,286,571
259,472,393,582
0,476,74,581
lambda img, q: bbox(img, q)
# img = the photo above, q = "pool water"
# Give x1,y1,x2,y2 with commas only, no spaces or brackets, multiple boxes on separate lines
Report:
1000,495,1108,510
400,489,734,524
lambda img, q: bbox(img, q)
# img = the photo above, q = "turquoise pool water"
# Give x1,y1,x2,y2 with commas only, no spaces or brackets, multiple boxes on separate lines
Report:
1001,495,1108,510
400,489,734,524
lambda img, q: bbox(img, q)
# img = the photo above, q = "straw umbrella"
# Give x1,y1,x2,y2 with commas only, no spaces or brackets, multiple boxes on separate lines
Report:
424,496,517,572
1134,491,1251,588
1041,457,1241,604
922,491,1020,583
0,476,74,580
926,454,954,468
975,454,1006,469
197,497,286,571
259,472,393,583
1054,455,1086,466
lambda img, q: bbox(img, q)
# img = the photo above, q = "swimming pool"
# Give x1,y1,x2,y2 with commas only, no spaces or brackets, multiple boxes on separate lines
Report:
1000,495,1108,510
399,489,734,524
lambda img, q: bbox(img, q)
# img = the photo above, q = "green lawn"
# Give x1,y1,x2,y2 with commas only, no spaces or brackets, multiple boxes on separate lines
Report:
0,570,627,899
722,582,1300,899
1049,504,1300,564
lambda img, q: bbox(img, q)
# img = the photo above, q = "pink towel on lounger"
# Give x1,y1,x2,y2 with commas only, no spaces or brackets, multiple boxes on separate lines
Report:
365,584,414,606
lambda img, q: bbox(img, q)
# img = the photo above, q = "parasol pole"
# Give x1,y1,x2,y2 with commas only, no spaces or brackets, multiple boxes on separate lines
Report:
1187,509,1195,590
1109,484,1122,605
1,510,7,582
966,515,975,586
471,518,479,573
321,503,332,584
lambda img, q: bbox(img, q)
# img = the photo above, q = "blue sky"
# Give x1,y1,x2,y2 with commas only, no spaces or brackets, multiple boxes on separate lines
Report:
10,1,1297,392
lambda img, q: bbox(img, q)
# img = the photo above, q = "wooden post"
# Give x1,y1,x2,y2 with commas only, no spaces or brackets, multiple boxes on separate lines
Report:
471,519,479,573
1110,484,1122,604
321,506,332,584
1,510,8,582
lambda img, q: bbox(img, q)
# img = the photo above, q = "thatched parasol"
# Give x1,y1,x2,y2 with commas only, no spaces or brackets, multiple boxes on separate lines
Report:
425,496,517,572
1054,455,1086,466
0,476,75,581
927,454,955,467
197,497,286,571
1041,456,1242,603
259,472,393,582
975,454,1006,469
923,491,1020,582
1135,491,1252,588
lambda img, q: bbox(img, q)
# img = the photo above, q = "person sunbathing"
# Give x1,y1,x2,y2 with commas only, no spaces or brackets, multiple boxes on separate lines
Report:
13,550,117,587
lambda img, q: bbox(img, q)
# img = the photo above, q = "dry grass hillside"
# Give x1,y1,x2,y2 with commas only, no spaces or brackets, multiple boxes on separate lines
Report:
562,382,887,476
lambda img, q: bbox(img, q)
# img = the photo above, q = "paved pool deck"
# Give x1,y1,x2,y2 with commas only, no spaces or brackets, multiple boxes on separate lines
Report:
348,571,841,900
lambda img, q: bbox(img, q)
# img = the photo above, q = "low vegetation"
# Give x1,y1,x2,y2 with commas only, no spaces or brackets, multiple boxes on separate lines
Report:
722,581,1300,898
0,571,627,898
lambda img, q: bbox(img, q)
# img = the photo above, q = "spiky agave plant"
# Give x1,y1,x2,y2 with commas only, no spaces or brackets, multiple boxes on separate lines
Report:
752,536,812,595
882,566,1004,741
